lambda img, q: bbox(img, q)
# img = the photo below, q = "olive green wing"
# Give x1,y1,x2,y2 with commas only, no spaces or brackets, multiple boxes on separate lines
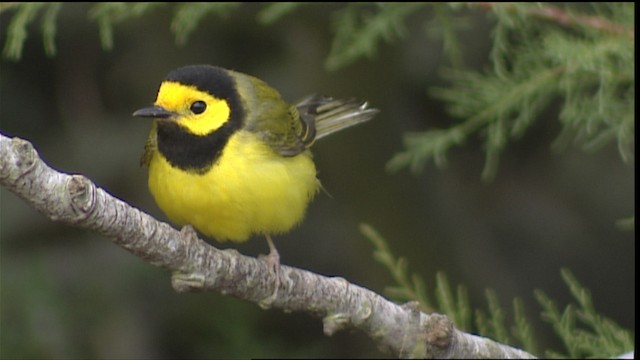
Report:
233,72,307,156
255,94,378,157
233,71,378,157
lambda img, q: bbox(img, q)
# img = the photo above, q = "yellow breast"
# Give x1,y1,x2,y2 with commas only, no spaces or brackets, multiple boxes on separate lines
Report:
147,130,320,242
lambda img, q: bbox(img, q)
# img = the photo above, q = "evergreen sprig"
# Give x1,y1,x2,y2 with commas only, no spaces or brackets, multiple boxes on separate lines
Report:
359,223,434,313
89,2,162,51
2,2,52,60
171,3,240,45
362,224,476,334
387,65,562,181
257,3,305,25
324,3,427,71
535,268,634,358
513,298,538,355
363,224,634,357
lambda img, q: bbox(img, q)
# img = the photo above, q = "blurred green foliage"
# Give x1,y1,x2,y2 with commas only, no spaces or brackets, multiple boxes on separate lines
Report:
386,3,634,181
363,225,633,357
1,2,634,358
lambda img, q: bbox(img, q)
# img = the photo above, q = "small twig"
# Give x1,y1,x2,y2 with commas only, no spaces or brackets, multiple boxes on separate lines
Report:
478,3,634,40
0,132,536,359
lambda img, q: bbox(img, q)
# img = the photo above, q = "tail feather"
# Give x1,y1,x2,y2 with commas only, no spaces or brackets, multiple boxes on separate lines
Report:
295,95,379,143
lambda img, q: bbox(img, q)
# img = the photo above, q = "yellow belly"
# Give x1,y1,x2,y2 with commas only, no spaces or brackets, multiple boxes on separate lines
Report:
148,131,320,242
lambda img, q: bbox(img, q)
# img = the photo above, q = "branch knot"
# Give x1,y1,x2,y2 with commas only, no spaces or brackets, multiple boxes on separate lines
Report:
0,137,36,180
423,313,454,357
67,175,96,222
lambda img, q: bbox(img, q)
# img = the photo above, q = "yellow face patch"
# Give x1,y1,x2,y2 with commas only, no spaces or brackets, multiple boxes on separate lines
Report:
155,81,231,136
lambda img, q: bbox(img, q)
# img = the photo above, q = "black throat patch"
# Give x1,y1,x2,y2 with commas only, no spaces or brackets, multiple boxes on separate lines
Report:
156,121,239,174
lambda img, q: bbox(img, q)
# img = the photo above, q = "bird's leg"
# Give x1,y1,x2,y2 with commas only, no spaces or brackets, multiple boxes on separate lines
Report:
265,234,280,267
259,235,281,308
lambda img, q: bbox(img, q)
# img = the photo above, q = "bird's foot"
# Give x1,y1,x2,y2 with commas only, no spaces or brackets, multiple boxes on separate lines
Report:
258,235,281,308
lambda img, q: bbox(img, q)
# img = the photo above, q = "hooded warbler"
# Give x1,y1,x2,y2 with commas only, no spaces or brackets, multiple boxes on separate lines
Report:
133,65,377,257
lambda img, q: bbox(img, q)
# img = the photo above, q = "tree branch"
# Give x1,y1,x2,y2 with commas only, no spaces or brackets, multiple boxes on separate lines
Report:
0,132,536,359
478,3,634,40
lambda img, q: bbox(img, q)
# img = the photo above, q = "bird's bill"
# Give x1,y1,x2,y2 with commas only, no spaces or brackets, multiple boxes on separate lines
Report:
132,105,175,119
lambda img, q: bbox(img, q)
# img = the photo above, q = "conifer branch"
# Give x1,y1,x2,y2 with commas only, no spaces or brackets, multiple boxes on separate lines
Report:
0,132,537,358
526,5,634,40
478,3,634,39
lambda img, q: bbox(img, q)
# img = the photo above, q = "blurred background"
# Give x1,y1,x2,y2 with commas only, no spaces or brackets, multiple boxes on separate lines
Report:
1,3,634,358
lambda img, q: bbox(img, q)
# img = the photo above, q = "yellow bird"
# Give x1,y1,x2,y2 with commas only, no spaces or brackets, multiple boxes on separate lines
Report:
133,65,377,261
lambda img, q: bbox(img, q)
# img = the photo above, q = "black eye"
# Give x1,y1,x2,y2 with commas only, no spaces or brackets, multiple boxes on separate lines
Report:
190,101,206,114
